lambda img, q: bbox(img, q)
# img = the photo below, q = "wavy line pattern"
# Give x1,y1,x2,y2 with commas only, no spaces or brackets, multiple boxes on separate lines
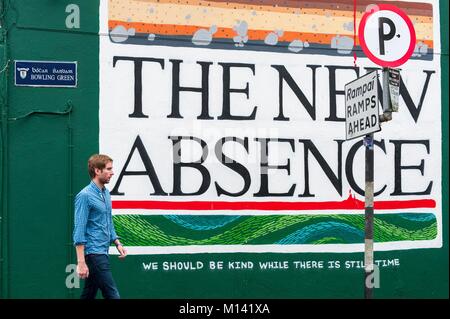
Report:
276,221,364,244
398,213,436,222
163,215,241,230
113,213,437,246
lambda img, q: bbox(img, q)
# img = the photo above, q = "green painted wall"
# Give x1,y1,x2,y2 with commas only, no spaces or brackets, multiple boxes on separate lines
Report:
1,0,99,298
0,0,447,298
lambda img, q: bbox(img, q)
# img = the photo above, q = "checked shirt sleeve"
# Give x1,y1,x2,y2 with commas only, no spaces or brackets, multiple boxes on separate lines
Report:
73,192,89,246
109,211,119,244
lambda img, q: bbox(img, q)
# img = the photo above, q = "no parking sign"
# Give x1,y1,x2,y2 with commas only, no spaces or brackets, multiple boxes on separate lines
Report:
358,4,416,67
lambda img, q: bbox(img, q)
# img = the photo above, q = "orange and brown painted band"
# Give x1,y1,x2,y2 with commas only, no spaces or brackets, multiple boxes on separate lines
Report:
108,20,434,48
136,0,433,16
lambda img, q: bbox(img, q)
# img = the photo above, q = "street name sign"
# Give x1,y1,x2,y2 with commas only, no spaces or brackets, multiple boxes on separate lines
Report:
15,60,77,87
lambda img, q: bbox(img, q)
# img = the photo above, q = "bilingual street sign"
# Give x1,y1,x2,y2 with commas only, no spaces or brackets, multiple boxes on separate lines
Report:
345,71,380,140
358,4,416,67
15,60,77,87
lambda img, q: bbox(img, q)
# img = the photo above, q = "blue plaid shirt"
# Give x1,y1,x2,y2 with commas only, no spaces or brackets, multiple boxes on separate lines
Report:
73,181,119,255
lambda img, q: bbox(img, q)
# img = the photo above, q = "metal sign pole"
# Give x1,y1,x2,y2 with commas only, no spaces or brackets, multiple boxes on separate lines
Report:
364,67,390,299
358,3,414,299
364,132,374,299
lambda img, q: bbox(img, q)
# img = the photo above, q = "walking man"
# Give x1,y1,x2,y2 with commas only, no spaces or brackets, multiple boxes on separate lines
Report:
73,154,127,299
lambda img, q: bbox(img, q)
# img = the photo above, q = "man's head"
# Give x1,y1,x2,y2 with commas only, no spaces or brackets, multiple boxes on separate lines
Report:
88,154,114,184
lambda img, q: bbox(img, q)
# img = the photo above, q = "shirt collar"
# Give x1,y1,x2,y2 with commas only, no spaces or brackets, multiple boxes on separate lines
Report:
90,180,105,193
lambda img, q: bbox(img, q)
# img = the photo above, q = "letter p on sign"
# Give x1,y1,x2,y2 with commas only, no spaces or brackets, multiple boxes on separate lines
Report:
359,4,416,67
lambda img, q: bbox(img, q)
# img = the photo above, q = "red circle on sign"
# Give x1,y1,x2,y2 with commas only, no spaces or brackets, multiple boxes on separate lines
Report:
358,4,416,67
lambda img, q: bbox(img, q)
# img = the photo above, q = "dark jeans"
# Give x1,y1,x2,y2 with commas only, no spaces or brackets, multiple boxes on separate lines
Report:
80,254,120,299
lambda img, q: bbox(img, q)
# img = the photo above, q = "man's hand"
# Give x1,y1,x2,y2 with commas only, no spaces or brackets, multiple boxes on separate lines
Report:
117,244,127,259
77,261,89,279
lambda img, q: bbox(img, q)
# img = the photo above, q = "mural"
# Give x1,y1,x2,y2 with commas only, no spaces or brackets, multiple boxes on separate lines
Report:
107,0,433,58
114,213,437,246
99,0,441,254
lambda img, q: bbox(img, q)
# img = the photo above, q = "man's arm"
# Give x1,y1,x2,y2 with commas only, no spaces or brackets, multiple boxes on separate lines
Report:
73,192,89,245
113,238,127,259
107,191,127,259
73,192,89,278
75,245,89,279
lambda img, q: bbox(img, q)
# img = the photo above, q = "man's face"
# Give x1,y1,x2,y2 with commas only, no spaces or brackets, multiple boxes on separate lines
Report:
96,161,114,184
